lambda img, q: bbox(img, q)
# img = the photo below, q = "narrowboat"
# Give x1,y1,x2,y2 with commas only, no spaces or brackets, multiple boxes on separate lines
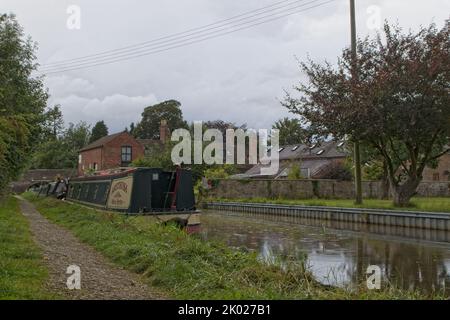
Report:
65,167,200,233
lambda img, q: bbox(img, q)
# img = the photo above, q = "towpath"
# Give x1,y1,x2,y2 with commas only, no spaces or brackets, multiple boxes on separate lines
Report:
16,196,161,300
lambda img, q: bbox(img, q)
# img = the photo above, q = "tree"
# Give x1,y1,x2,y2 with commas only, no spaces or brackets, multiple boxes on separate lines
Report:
89,120,109,143
272,118,307,146
283,21,450,206
0,14,47,192
132,142,174,171
320,162,353,181
31,121,91,169
203,120,246,133
134,100,188,139
288,163,303,180
128,122,136,136
31,139,73,169
42,105,64,140
65,121,91,158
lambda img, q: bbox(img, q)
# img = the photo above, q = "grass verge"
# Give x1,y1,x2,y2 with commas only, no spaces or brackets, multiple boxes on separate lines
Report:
23,193,444,299
206,197,450,213
0,196,56,300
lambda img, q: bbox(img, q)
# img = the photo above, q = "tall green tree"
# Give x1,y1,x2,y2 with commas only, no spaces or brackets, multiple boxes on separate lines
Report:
283,21,450,206
0,14,47,191
134,100,188,139
31,121,91,169
89,120,108,143
42,105,64,140
272,118,307,146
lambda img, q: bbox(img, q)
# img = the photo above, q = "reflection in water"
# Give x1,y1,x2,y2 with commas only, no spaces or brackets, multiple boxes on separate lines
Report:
200,210,450,295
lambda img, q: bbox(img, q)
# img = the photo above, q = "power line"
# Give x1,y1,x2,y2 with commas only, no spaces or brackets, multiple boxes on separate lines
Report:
40,0,326,71
41,0,311,67
40,0,336,74
41,0,325,71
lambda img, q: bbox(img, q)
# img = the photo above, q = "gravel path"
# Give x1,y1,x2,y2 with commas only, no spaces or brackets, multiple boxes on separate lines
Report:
17,196,161,300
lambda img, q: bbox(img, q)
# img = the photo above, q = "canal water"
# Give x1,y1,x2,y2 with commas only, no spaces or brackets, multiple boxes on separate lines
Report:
200,210,450,295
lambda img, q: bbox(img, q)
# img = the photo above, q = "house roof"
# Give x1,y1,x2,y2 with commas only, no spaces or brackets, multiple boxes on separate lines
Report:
79,132,126,152
136,139,163,149
238,140,348,178
275,140,347,160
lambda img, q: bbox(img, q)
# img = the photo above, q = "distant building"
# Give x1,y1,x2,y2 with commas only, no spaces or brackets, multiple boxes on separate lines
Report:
237,140,348,179
239,141,450,182
77,120,171,176
422,150,450,182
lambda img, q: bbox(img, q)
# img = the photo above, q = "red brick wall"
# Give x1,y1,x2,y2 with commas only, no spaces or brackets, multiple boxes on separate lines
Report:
102,134,144,169
79,148,102,176
422,153,450,182
78,132,144,176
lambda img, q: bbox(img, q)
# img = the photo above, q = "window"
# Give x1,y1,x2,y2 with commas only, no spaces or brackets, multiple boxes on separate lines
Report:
278,147,285,152
300,168,310,178
433,173,440,181
337,141,345,147
93,163,98,171
121,146,132,165
292,145,300,151
317,150,325,155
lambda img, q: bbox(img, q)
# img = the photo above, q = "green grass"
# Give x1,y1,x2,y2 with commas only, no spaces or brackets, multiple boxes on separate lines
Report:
0,196,56,300
208,197,450,213
23,193,445,299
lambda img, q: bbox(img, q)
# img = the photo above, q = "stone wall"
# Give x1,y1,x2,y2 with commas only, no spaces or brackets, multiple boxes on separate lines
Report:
206,179,450,200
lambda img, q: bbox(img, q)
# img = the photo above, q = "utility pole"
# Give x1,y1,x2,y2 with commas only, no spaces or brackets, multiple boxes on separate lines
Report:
350,0,363,204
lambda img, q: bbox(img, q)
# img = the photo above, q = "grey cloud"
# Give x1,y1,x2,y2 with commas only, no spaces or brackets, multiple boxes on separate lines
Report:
1,0,448,133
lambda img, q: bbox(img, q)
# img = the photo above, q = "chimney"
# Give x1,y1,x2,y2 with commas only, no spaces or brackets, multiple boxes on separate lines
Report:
160,119,171,143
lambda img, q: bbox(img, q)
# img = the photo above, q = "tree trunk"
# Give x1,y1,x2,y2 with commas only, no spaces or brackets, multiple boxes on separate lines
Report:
381,161,390,200
390,178,421,207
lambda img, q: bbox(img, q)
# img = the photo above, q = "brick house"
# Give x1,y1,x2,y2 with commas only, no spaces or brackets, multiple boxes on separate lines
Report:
78,132,144,175
422,151,450,182
78,120,171,176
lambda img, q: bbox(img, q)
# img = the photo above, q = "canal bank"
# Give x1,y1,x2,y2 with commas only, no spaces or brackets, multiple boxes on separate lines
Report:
205,202,450,231
23,193,441,299
200,210,450,295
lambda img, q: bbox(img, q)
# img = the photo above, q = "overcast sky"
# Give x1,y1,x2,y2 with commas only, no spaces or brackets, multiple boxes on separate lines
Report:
2,0,449,132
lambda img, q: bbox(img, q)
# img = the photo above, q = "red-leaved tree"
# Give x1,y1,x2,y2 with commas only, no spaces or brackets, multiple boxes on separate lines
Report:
283,21,450,206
